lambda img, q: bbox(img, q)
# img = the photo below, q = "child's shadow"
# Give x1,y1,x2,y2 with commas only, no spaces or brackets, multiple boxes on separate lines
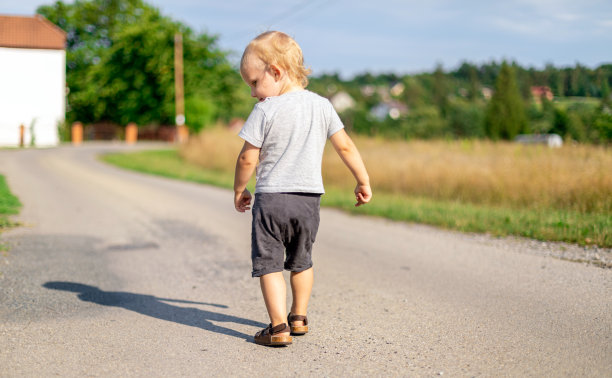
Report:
43,281,265,341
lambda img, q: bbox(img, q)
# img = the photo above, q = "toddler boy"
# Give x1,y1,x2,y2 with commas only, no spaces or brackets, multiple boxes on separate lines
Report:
234,31,371,346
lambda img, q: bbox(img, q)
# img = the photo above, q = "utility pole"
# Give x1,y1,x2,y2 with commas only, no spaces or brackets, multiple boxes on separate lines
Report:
174,32,188,143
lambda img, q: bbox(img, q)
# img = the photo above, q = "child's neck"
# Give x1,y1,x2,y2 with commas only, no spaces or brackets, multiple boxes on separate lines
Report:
280,80,304,96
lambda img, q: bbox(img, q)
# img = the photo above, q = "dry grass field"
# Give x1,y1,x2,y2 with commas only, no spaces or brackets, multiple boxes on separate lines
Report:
180,127,612,215
101,130,610,246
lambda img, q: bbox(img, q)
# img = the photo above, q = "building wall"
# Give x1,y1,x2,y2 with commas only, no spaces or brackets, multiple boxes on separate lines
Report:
0,47,65,147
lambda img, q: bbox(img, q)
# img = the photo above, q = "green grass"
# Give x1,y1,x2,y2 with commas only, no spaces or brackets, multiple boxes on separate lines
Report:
554,97,601,110
0,174,21,230
101,149,611,248
323,190,611,247
102,149,236,187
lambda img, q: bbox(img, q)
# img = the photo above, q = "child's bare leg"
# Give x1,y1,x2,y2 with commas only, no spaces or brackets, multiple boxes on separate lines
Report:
290,267,313,325
259,272,289,332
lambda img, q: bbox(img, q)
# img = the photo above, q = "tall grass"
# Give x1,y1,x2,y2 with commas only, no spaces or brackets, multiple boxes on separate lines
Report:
179,127,244,175
96,126,612,246
181,127,612,214
103,145,611,247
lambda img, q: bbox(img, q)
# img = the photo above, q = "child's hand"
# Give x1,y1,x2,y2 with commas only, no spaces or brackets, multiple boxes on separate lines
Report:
234,189,252,212
354,184,372,207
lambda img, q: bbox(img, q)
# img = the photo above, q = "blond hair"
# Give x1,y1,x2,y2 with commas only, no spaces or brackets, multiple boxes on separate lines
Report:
241,31,311,88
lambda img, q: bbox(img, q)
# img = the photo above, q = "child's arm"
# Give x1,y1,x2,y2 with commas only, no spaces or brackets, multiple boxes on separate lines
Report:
329,129,372,207
234,141,260,212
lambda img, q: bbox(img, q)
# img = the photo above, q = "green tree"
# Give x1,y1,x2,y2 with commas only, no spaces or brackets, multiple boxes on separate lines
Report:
546,65,565,97
569,63,591,97
38,0,151,123
551,108,569,136
516,63,533,99
484,62,527,140
85,14,176,126
447,101,485,138
432,64,449,116
38,0,245,131
566,112,587,142
401,76,426,108
601,79,611,106
467,65,480,101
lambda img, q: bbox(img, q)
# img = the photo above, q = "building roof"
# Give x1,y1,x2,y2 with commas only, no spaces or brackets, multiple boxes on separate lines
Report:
0,14,66,50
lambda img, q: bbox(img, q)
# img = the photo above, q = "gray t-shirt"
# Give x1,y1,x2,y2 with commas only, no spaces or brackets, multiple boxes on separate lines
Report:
238,90,344,194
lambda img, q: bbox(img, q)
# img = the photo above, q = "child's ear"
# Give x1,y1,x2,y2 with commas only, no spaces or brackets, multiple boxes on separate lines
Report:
269,64,282,81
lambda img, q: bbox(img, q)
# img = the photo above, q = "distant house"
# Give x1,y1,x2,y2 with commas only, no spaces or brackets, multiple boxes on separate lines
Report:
481,87,493,100
329,91,355,113
370,101,408,121
0,14,66,147
360,84,392,102
531,86,554,102
390,82,405,97
361,85,376,97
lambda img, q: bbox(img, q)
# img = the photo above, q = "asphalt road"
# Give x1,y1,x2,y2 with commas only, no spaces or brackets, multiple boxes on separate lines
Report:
1,143,610,377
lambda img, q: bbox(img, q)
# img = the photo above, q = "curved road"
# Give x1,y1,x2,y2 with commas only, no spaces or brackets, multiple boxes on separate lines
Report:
1,143,610,376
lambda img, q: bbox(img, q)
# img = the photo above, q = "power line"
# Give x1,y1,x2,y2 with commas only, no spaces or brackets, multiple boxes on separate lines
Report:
262,0,319,28
225,0,330,42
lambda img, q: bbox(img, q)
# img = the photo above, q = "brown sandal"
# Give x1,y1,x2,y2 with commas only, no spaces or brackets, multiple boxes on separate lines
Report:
254,323,292,346
287,313,309,335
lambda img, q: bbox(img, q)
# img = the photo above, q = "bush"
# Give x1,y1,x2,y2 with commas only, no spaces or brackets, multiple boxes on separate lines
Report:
593,106,612,143
566,112,587,142
185,96,217,132
551,108,569,136
447,101,486,138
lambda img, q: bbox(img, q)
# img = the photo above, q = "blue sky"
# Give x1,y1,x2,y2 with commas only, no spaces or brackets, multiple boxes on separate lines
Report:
4,0,612,78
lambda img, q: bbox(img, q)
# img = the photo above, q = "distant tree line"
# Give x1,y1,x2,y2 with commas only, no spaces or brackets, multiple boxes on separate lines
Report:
309,62,612,143
452,61,612,99
39,0,611,143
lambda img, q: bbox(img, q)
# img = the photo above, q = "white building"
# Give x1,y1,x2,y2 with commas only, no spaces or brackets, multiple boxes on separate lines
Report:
514,134,563,148
0,15,66,147
329,91,355,114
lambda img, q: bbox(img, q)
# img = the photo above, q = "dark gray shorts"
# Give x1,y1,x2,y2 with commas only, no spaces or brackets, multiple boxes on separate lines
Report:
251,193,321,277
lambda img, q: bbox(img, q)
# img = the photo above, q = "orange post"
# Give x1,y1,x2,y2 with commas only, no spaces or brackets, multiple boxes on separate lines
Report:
177,125,189,143
71,122,83,145
19,124,25,147
125,122,138,144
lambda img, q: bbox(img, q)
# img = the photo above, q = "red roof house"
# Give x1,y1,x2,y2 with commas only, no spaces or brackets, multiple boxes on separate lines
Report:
0,14,66,49
530,86,554,102
0,15,67,147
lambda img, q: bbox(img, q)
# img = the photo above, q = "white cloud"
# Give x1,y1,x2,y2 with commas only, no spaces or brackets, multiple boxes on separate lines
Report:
552,12,581,22
487,0,612,42
597,18,612,28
